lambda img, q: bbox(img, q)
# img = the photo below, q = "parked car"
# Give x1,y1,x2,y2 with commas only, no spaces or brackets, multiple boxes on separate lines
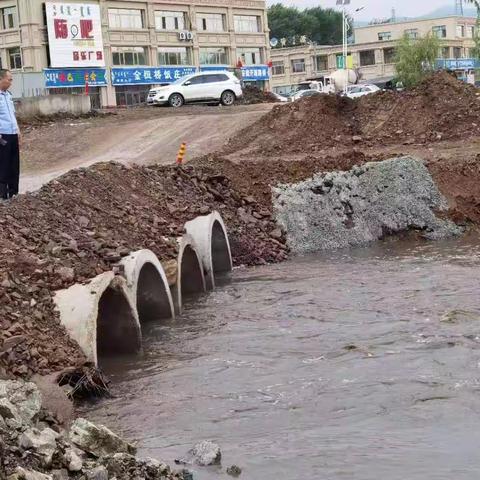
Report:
288,89,322,102
272,92,289,102
344,84,380,99
147,71,242,107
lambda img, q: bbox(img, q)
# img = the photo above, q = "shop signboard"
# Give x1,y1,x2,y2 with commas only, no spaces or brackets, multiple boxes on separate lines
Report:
46,2,105,68
111,67,197,85
44,68,107,88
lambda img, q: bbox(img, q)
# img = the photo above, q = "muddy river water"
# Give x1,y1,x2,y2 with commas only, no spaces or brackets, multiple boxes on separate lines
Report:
84,235,480,480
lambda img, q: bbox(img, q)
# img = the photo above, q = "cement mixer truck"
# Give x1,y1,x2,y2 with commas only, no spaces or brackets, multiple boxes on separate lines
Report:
295,69,359,94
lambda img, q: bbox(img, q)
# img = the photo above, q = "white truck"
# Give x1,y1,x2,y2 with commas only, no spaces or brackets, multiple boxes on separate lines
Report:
295,69,359,95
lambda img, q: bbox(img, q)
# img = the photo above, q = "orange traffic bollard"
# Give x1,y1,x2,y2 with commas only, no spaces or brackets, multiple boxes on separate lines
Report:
176,142,187,165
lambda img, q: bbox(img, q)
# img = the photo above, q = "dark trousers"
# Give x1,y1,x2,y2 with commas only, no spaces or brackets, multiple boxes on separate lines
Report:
0,134,19,199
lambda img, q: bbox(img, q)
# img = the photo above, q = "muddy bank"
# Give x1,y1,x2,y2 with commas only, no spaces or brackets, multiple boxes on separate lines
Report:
0,162,288,379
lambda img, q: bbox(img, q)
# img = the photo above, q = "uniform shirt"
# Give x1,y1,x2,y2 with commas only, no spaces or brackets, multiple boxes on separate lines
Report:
0,90,18,135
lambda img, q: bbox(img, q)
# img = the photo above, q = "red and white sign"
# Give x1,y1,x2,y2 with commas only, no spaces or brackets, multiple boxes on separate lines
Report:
46,2,105,68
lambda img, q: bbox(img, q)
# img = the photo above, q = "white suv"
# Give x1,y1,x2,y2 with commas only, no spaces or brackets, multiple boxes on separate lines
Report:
147,71,243,108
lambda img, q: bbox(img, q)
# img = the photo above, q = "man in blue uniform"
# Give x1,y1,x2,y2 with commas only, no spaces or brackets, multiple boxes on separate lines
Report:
0,69,19,199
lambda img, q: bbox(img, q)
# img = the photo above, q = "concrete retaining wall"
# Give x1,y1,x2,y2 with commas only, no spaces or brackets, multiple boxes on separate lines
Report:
15,95,91,119
273,156,462,253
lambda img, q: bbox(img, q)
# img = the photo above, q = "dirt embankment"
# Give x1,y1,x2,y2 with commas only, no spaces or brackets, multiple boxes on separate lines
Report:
224,71,480,157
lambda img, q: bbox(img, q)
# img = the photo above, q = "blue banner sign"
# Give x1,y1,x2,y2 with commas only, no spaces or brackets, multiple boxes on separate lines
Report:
111,67,197,85
200,65,230,72
44,68,107,88
241,65,270,81
436,58,480,70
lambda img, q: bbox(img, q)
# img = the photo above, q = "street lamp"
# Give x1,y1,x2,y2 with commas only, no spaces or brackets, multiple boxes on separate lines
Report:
336,1,365,93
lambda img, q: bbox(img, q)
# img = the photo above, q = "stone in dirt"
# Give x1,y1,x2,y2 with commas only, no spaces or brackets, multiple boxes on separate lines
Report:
102,452,172,480
85,466,108,480
8,467,53,480
190,440,222,466
64,448,83,472
0,381,42,428
18,427,59,467
69,418,136,457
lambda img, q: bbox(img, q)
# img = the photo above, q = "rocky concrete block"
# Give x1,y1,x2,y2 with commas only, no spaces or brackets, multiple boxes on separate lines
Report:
0,381,42,428
69,418,136,457
18,427,59,467
190,440,222,466
273,156,462,253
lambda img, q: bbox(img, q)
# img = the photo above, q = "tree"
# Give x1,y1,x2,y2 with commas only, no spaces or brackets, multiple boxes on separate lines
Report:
268,4,349,47
395,33,440,88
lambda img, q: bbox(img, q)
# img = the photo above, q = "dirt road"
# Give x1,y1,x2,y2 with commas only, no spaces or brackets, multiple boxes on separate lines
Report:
20,103,273,193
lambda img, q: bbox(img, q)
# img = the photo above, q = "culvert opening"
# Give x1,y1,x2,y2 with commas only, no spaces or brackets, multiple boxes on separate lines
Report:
181,245,205,298
97,285,141,359
212,220,231,275
137,262,173,322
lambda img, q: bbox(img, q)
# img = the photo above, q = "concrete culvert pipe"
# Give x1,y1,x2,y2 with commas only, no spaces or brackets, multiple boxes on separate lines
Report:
174,235,206,313
120,249,175,323
54,272,142,366
185,211,233,290
97,278,142,358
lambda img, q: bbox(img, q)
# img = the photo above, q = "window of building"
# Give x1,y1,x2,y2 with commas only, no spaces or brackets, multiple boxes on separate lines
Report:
155,11,186,31
8,47,21,69
272,61,285,76
359,50,376,66
158,47,191,65
112,46,147,66
456,25,465,37
2,7,16,29
453,47,463,58
108,9,144,29
291,58,305,73
432,25,447,38
468,25,475,38
440,46,450,59
315,55,328,71
404,28,419,39
383,47,396,64
197,13,225,32
199,47,228,65
378,31,391,41
237,47,262,65
234,15,260,33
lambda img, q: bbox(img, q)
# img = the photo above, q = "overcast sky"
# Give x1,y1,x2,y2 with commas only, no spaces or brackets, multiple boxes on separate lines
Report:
267,1,449,21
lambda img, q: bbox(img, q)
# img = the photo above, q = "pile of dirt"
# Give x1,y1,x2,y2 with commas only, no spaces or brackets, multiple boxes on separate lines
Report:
357,71,480,144
225,72,480,157
241,84,279,105
227,94,357,155
0,162,288,379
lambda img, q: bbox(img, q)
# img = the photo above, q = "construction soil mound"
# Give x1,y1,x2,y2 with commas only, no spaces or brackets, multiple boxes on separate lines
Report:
226,72,480,155
358,71,480,143
0,162,289,379
241,84,279,105
227,94,356,155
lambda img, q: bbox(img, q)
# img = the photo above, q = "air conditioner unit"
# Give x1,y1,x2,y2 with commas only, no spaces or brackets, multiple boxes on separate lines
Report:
186,32,193,41
178,31,187,40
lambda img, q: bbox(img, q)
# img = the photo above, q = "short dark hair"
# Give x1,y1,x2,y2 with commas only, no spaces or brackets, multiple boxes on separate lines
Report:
0,69,11,79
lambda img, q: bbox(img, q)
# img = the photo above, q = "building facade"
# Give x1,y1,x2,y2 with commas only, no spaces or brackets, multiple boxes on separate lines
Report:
0,0,270,105
270,15,478,95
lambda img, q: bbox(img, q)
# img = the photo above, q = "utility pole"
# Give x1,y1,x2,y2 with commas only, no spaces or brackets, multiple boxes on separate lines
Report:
336,0,350,93
456,0,464,16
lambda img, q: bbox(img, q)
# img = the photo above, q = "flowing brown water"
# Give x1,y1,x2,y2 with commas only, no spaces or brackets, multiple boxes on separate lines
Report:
83,234,480,480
